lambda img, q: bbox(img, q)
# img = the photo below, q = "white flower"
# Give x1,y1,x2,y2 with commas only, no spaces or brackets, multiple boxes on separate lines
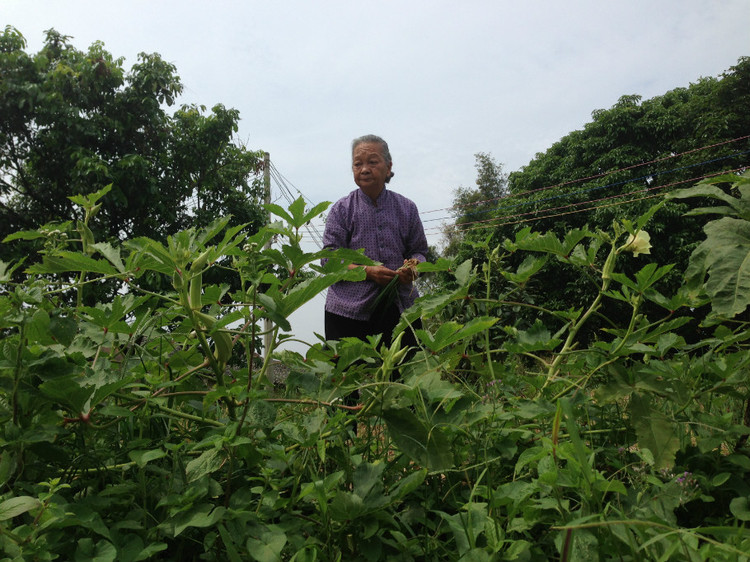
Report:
622,231,651,257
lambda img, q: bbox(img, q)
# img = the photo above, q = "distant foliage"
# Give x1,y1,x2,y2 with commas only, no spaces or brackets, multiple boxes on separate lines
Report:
0,26,266,265
445,58,750,344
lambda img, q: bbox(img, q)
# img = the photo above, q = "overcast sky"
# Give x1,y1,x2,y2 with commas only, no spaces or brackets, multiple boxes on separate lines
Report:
5,0,749,351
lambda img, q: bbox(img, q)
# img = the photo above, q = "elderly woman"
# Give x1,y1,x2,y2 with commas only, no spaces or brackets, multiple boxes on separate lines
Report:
323,134,428,349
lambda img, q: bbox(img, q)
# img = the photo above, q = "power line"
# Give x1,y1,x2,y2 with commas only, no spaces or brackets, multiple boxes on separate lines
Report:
423,146,750,229
418,134,750,220
425,151,750,234
267,162,325,249
442,165,747,234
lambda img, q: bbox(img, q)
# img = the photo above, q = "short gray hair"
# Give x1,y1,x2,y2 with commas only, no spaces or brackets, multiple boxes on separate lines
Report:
351,134,394,182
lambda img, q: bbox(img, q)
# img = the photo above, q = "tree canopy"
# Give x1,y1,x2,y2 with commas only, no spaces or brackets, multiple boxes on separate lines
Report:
445,57,750,340
0,26,266,262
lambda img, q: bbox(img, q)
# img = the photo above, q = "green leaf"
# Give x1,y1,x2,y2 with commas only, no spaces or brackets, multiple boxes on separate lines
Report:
628,393,680,470
301,200,331,224
416,257,453,273
329,491,366,521
668,181,748,216
256,292,292,332
696,217,750,317
39,376,94,413
503,254,547,284
218,524,244,562
91,242,126,273
454,259,474,286
264,202,293,224
185,448,224,482
49,314,78,346
0,496,41,521
68,183,112,207
26,251,117,275
74,538,117,562
353,461,385,499
246,526,288,562
161,503,226,537
729,496,750,521
416,317,497,352
382,407,453,471
3,229,47,243
129,449,167,468
0,259,25,282
390,468,427,500
134,542,168,561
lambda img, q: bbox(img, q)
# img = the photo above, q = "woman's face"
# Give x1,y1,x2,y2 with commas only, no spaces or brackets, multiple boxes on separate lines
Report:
352,142,392,195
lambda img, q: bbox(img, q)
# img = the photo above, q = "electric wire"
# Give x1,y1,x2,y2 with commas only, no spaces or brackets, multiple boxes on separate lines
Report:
424,151,750,234
445,164,748,234
419,134,750,221
267,162,325,249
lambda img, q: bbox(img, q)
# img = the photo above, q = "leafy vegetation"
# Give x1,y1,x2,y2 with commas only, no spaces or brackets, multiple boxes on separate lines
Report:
1,25,749,562
1,170,750,560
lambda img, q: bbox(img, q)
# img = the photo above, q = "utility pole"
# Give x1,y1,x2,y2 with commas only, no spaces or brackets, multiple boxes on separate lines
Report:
263,152,272,360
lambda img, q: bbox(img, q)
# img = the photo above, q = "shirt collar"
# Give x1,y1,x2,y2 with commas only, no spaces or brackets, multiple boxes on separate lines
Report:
358,186,388,207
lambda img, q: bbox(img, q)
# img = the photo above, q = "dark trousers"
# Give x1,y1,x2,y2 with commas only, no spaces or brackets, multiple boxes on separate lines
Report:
325,307,422,406
324,305,421,350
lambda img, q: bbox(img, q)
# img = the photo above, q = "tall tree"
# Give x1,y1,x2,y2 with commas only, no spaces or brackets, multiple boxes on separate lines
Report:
0,26,265,261
442,152,508,256
446,58,750,342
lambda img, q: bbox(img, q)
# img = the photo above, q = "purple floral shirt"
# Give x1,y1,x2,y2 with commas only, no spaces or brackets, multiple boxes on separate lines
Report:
323,188,428,321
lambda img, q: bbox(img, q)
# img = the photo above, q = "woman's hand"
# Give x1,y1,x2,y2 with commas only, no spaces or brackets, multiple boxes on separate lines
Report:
397,258,419,285
364,265,399,286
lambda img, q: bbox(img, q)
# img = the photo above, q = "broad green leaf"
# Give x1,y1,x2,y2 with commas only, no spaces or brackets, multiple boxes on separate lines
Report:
389,468,427,500
3,229,47,242
669,179,749,217
697,217,750,317
134,542,168,561
382,407,453,471
48,314,78,346
514,229,590,257
353,461,385,499
729,496,750,521
503,254,547,284
92,242,126,273
329,491,366,521
74,538,117,562
416,257,453,272
279,270,362,319
0,496,41,521
628,393,680,470
256,292,292,332
161,503,226,537
186,448,224,482
39,376,94,413
91,377,134,406
218,524,244,562
195,216,233,247
246,526,287,562
264,202,294,224
454,259,473,286
27,251,117,275
129,449,167,468
0,259,24,282
301,200,331,224
68,183,112,207
286,197,307,225
505,320,561,353
416,317,497,352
